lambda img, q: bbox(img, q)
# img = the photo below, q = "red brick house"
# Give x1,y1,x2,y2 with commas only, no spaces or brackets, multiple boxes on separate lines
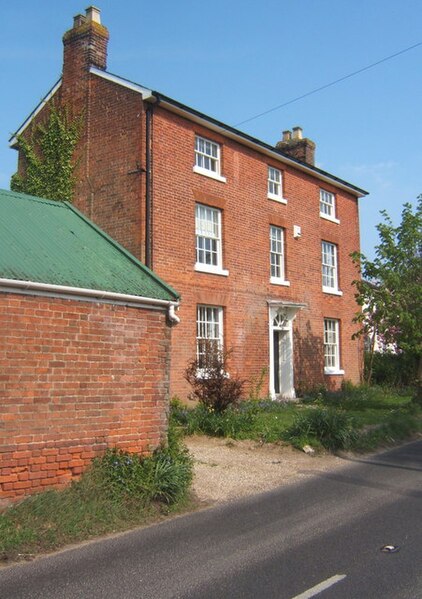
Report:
11,7,368,400
0,188,179,501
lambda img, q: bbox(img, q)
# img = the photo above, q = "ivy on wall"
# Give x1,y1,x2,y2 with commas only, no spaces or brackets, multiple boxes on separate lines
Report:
11,106,82,203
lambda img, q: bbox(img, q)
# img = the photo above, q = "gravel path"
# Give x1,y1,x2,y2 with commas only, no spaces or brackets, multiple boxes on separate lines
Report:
185,435,347,504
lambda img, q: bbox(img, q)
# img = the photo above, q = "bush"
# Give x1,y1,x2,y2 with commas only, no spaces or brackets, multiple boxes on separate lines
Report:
185,344,245,413
284,407,358,451
366,351,419,387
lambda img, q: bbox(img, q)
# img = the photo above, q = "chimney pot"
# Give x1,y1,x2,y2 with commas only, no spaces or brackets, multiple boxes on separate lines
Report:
282,130,292,142
292,126,303,140
73,14,86,28
85,6,101,24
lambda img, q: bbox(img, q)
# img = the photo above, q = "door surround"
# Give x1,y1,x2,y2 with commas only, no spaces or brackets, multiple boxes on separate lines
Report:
268,300,306,400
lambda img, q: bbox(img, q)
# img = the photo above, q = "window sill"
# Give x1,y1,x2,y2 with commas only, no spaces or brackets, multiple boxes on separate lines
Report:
320,213,340,224
270,277,290,286
323,287,343,296
268,193,287,204
195,264,229,276
193,165,227,183
324,368,345,376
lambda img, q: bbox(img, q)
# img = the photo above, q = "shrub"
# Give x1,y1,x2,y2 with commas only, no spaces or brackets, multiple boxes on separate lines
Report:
366,351,419,387
90,424,193,505
284,407,358,451
185,344,245,413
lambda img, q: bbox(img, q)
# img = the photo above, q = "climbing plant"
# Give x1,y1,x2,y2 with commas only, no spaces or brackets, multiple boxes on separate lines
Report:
11,106,82,202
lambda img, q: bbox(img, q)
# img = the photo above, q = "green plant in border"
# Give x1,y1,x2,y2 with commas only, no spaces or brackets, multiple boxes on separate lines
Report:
11,105,82,203
284,407,358,451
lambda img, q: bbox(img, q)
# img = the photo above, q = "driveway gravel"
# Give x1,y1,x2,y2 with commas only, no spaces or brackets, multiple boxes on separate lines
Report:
185,435,347,504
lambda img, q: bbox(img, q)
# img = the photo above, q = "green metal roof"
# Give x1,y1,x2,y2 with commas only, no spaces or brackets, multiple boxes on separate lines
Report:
0,189,179,302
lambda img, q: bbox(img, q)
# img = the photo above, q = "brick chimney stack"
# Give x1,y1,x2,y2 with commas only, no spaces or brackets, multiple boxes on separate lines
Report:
276,127,316,166
62,6,109,96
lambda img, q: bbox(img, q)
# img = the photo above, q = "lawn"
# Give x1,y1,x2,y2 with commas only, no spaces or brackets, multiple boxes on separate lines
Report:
171,385,422,451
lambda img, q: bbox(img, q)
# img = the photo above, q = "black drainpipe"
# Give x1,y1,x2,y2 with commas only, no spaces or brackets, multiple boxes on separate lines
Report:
145,104,154,269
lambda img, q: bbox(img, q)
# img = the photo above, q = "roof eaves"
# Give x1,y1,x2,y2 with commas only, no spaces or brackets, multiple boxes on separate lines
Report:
64,201,180,300
88,68,367,197
152,91,368,197
9,79,62,147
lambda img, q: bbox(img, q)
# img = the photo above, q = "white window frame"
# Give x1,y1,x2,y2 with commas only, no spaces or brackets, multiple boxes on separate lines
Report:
267,166,286,203
196,305,223,369
324,318,344,375
195,204,229,276
270,226,290,286
320,189,339,223
322,241,342,295
193,135,226,183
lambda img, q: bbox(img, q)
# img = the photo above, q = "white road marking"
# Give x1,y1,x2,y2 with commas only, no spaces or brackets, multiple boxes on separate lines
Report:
291,574,347,599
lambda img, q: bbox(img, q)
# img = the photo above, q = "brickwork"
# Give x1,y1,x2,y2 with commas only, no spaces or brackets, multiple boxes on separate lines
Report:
13,9,365,402
0,293,171,502
150,109,362,397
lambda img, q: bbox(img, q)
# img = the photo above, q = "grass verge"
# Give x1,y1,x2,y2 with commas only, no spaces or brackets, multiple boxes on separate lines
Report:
0,425,193,564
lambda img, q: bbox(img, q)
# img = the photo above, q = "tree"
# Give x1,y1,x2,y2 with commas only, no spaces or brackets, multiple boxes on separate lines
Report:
11,106,81,202
351,197,422,387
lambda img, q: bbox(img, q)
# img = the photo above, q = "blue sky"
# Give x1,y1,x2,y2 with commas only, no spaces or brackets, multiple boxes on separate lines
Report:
1,1,420,259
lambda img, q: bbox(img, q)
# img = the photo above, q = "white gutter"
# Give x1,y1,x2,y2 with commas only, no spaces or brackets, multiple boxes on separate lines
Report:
0,278,180,323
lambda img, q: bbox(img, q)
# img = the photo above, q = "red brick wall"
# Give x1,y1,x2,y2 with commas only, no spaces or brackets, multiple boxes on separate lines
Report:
149,108,362,397
0,292,171,502
13,21,364,400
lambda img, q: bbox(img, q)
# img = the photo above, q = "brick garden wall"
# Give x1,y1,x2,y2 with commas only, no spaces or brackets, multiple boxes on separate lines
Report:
0,292,171,502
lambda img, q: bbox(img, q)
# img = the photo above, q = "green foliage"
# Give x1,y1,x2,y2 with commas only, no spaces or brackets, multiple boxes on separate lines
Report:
92,430,192,505
365,351,419,387
172,399,303,442
247,367,268,401
0,427,193,563
171,400,259,439
11,105,82,202
185,344,245,413
352,410,422,451
284,408,358,451
351,198,422,384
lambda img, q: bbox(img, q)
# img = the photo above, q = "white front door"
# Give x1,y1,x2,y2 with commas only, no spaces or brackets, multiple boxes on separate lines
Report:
269,307,295,399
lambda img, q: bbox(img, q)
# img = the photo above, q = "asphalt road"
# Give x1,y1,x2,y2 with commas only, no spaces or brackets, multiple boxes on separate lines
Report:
1,439,421,599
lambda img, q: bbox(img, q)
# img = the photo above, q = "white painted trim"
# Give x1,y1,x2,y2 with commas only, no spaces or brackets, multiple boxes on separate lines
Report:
89,67,154,99
324,368,345,375
320,212,340,224
268,193,287,204
0,278,180,318
270,277,290,286
9,80,62,147
194,264,229,276
192,165,227,183
268,303,305,400
323,287,343,296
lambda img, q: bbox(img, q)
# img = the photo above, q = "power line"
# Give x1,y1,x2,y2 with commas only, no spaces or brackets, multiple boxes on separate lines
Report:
234,41,422,127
